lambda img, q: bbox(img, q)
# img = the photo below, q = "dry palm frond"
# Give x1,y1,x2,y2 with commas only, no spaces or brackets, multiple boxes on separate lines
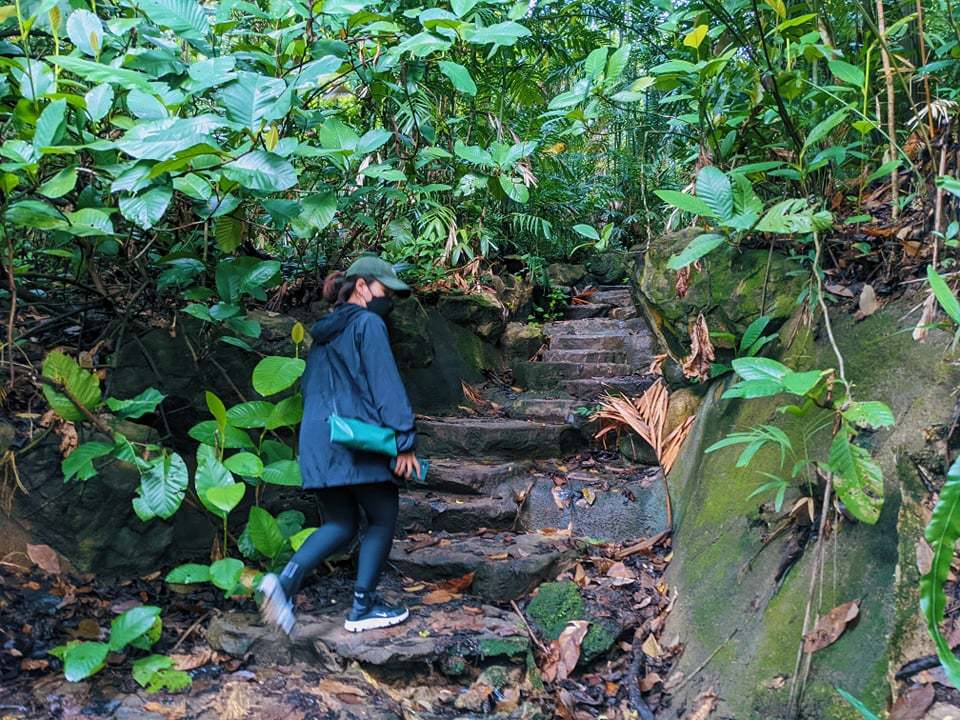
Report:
648,353,668,376
590,377,694,474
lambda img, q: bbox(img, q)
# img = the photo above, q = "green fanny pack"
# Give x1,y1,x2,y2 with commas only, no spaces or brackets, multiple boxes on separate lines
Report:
328,413,429,482
328,414,398,457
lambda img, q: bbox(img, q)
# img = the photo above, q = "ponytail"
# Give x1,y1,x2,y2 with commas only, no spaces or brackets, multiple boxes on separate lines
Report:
322,271,378,306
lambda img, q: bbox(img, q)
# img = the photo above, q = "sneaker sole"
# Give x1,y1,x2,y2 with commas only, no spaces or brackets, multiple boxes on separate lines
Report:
343,608,410,633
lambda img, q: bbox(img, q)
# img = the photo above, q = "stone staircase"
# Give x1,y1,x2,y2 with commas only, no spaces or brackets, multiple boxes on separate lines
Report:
209,283,668,689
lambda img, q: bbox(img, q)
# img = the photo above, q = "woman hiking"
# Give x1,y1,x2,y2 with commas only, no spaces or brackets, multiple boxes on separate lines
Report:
258,255,421,635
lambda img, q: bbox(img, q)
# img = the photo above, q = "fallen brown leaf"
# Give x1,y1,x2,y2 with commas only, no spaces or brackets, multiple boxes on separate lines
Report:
606,561,636,586
853,284,879,320
438,572,475,592
914,292,937,342
422,589,458,605
20,658,49,671
542,620,590,683
27,544,61,574
803,600,860,653
889,684,935,720
641,633,662,659
686,687,718,720
170,648,213,671
681,313,715,383
764,674,787,690
640,672,663,692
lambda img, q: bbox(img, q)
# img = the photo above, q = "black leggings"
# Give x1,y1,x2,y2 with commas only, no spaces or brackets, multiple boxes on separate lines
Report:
286,481,399,595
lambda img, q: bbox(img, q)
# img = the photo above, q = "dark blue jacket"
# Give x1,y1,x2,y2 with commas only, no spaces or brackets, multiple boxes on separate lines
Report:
298,303,416,489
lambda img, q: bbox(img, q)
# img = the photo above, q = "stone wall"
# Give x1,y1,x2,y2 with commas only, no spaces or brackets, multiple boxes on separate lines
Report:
663,294,957,718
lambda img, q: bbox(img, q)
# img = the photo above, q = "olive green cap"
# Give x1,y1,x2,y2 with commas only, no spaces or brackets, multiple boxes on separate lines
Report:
345,255,411,294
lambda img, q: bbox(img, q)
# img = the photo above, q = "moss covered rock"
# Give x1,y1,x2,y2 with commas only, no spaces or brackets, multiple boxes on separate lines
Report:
664,295,960,718
636,228,805,355
526,581,620,664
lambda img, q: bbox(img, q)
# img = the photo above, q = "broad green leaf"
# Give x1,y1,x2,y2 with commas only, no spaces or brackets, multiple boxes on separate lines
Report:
214,215,244,252
292,192,337,236
204,482,245,514
755,198,815,234
132,655,174,688
218,73,285,132
109,605,161,651
921,456,960,690
63,642,109,681
66,9,103,57
739,316,771,353
41,351,102,422
828,60,864,87
62,441,113,483
695,166,733,221
721,378,785,399
584,47,607,80
827,432,883,524
653,189,714,217
127,89,169,120
764,0,786,18
843,401,895,429
34,99,67,149
39,167,78,199
262,459,302,486
223,151,297,192
165,563,210,584
133,452,188,521
105,388,165,419
498,175,529,203
782,370,825,396
194,445,235,518
84,84,114,123
289,527,316,551
117,116,224,160
13,59,55,100
206,391,227,427
357,128,392,155
451,0,478,17
138,0,209,45
865,160,901,184
454,141,493,166
731,357,790,383
803,109,849,155
224,452,264,477
928,265,960,326
572,224,599,240
465,21,530,48
667,233,725,270
248,506,284,558
252,356,306,396
605,43,630,82
119,187,172,230
266,394,303,430
226,400,274,428
438,61,477,95
189,421,255,450
209,558,244,593
48,56,155,93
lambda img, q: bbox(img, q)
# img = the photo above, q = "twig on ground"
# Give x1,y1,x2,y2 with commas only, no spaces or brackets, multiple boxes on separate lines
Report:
626,634,656,720
511,599,548,653
170,610,214,652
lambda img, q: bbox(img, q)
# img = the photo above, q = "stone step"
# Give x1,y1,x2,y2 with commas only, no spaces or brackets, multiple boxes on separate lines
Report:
542,348,627,364
424,458,533,495
399,491,518,533
502,396,585,423
389,531,577,600
588,289,634,307
550,333,629,351
513,361,633,388
564,303,613,321
610,306,639,321
416,417,583,460
563,375,656,400
208,605,530,671
543,317,645,336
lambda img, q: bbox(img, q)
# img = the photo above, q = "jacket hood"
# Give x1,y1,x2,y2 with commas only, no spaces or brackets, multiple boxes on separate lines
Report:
310,303,367,345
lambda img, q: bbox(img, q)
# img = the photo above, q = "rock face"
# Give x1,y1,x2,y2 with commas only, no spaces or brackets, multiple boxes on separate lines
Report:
636,228,806,354
5,422,210,575
664,295,960,718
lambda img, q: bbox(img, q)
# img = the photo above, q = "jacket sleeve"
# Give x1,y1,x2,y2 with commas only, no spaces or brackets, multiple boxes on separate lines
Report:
358,315,417,453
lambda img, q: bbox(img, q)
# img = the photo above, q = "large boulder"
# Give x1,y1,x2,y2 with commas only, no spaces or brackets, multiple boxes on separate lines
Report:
664,295,959,718
4,420,210,575
435,292,507,342
636,228,806,355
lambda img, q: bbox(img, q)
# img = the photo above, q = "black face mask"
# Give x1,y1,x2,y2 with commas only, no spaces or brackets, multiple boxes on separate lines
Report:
366,296,394,319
